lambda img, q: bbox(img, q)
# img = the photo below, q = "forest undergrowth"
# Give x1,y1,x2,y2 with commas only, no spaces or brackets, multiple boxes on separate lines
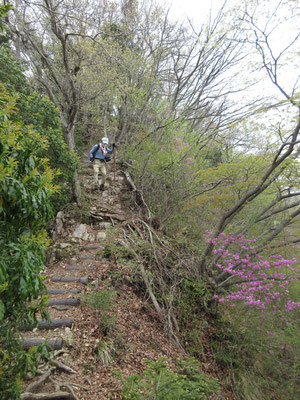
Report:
98,185,300,400
1,0,300,398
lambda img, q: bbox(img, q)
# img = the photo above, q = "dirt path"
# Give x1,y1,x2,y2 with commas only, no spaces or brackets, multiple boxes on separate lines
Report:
21,161,180,400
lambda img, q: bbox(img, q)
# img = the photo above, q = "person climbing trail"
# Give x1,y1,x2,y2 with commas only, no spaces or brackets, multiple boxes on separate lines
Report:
89,137,115,191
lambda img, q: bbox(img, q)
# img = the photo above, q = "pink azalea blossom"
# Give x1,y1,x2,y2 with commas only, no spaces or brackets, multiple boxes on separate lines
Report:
204,232,300,329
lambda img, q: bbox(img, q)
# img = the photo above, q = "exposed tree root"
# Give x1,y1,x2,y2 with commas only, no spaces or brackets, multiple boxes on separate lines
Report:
123,170,151,220
54,380,88,391
21,391,75,399
22,356,78,399
24,368,56,393
50,359,77,374
63,383,79,400
120,216,186,353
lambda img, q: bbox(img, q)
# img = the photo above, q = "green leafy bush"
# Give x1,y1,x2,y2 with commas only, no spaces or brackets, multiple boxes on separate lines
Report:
0,84,57,398
81,288,117,335
18,92,78,208
118,357,219,400
0,42,78,210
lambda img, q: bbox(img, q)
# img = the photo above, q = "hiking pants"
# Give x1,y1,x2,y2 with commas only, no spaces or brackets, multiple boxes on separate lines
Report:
93,159,107,186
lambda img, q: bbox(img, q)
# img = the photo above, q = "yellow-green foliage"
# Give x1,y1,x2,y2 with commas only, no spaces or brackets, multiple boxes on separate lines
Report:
0,84,57,398
183,152,298,232
17,92,78,207
193,154,273,204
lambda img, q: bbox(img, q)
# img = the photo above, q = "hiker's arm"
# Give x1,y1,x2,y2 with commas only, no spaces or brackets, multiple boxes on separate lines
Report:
89,145,96,158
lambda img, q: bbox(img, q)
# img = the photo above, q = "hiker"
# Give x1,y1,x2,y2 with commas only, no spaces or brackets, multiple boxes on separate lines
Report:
89,137,115,191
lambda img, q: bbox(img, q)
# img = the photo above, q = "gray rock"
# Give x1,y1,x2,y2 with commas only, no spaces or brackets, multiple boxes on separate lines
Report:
55,211,64,235
59,243,72,249
96,231,106,240
91,278,99,287
45,247,56,266
98,222,112,228
72,224,89,239
64,327,75,345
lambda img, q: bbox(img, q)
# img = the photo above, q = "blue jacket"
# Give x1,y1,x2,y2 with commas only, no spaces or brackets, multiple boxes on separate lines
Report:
89,143,114,161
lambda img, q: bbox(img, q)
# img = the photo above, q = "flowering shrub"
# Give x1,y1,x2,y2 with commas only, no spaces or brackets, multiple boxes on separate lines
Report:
204,232,300,324
174,137,191,152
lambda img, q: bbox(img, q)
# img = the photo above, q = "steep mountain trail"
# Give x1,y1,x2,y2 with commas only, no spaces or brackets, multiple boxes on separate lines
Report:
20,159,186,400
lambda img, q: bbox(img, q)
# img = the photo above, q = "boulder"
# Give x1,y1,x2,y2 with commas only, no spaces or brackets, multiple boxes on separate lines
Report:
72,224,89,240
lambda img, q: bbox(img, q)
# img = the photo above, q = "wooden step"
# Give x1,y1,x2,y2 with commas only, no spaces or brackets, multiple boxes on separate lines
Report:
21,391,74,399
46,288,79,295
22,338,63,350
65,266,96,271
78,255,102,261
51,276,88,284
48,298,79,307
20,319,72,331
82,244,104,250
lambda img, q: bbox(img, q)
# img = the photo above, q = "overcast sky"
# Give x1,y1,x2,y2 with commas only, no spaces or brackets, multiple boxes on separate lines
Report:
166,0,226,22
166,0,299,95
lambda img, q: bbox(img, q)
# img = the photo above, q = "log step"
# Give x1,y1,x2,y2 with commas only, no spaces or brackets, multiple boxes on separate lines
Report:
78,255,102,261
22,338,63,350
48,298,79,307
65,266,96,271
21,391,73,399
82,244,103,250
46,288,79,295
51,276,88,284
20,319,72,331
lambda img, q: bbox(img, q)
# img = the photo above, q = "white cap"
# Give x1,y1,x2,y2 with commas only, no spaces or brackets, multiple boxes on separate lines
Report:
101,137,109,144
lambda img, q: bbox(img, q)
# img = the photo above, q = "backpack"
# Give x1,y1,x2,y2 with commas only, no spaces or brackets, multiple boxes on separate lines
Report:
90,144,100,161
90,144,111,162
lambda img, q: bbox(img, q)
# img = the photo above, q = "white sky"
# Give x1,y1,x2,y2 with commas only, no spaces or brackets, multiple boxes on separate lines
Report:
166,0,227,22
165,0,299,96
163,0,299,138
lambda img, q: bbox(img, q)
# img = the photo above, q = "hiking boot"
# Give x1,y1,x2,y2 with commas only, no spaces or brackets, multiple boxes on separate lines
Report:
99,183,105,191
